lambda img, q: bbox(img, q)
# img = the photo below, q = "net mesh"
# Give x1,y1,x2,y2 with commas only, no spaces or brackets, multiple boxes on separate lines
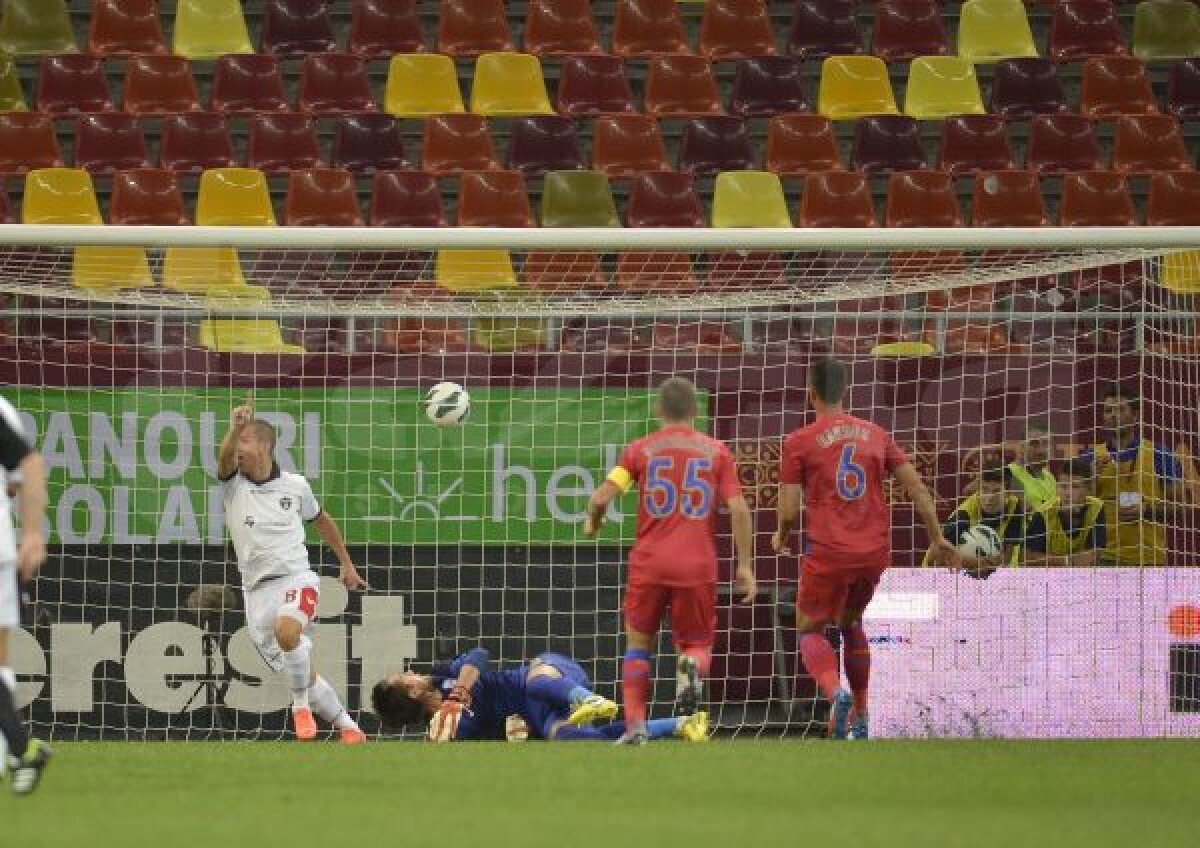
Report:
3,234,1199,740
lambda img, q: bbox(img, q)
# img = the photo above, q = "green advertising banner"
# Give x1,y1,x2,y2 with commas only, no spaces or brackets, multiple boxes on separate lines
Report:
9,388,706,546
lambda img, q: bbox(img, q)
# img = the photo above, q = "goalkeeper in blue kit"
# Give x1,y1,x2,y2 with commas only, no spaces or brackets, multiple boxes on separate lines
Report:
371,648,709,742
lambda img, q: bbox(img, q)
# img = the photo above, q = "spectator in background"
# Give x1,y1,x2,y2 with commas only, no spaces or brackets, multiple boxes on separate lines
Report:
1081,384,1183,567
1024,458,1106,568
926,465,1024,578
1008,418,1057,512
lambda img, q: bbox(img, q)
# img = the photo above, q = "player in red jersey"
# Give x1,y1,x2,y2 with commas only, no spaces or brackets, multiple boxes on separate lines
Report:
584,378,756,745
773,359,956,740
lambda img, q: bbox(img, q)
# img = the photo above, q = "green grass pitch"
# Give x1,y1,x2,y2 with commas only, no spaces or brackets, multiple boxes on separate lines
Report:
4,740,1198,847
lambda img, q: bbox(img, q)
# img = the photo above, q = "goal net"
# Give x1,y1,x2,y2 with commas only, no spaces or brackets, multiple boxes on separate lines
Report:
3,224,1199,741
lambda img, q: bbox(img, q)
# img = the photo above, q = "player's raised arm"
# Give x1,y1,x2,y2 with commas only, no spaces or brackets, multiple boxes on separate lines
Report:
311,510,367,590
217,391,254,481
583,479,622,539
894,463,957,567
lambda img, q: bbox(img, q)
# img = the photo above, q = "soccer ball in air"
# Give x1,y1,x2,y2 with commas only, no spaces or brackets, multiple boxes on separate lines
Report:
424,382,471,427
957,524,1002,560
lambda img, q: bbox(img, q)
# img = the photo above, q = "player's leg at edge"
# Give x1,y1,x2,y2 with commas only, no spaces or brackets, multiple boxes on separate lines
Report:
524,658,618,727
616,628,655,745
839,609,871,740
0,629,52,794
275,615,365,744
546,712,709,742
797,612,854,740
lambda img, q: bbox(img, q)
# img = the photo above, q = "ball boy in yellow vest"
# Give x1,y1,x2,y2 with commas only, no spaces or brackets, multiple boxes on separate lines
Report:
1023,458,1106,567
1008,418,1057,511
925,466,1024,578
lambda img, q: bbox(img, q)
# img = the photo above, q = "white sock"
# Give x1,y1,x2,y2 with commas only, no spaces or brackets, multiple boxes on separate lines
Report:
308,676,359,732
0,667,14,692
282,641,312,709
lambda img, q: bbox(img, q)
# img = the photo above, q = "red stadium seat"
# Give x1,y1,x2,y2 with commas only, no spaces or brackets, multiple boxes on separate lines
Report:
285,168,364,226
1167,58,1200,120
524,0,602,56
421,113,500,175
1048,0,1128,61
677,117,755,176
110,168,188,225
644,56,723,117
885,170,961,227
612,0,691,57
159,113,237,173
247,113,323,172
873,0,950,63
853,116,927,174
797,171,877,227
298,54,377,114
1111,114,1191,173
330,114,408,173
625,172,706,227
0,113,63,175
349,0,425,57
700,0,777,59
210,55,290,115
260,0,336,56
789,0,863,60
36,55,113,114
971,170,1048,226
1025,115,1101,173
370,170,445,226
828,296,911,355
457,171,535,227
765,113,842,175
88,0,167,56
591,114,671,178
989,59,1069,118
74,113,151,174
729,57,809,118
557,56,636,117
649,321,742,353
438,0,513,57
506,116,584,176
1146,170,1200,225
123,55,201,115
1080,56,1159,118
1059,171,1136,225
938,115,1015,174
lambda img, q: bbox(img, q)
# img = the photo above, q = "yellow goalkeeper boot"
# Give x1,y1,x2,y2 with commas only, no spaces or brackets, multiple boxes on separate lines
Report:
677,711,710,743
567,694,619,727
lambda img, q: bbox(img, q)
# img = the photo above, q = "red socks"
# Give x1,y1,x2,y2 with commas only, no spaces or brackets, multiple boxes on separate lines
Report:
841,625,871,717
621,649,653,728
799,633,842,701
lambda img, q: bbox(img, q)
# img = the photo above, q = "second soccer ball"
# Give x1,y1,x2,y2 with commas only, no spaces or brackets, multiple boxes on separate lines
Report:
424,382,471,427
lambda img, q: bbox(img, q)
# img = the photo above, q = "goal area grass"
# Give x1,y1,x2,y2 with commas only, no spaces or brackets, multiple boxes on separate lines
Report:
4,740,1197,847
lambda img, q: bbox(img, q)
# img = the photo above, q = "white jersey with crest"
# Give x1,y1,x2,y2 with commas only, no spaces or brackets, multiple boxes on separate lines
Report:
221,464,321,590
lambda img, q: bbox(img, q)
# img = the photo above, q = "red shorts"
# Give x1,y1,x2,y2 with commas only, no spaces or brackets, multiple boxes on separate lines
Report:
624,580,716,650
797,557,888,624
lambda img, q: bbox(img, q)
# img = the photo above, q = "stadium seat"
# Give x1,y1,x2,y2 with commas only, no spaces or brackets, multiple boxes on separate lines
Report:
591,114,671,177
385,54,464,116
1058,171,1136,225
958,0,1039,62
729,57,809,118
557,56,636,117
284,169,363,226
886,170,961,226
700,0,777,59
0,0,75,55
247,114,323,172
0,56,25,112
298,54,377,113
524,0,602,56
89,0,167,56
788,0,863,60
1048,0,1127,62
1167,58,1200,120
540,171,619,227
817,56,899,119
989,59,1069,118
73,114,151,173
1134,0,1200,60
765,113,842,175
616,251,700,291
1111,114,1190,173
173,0,253,59
260,0,336,56
210,55,290,114
873,0,950,63
1025,115,1102,172
1080,57,1158,118
349,0,424,57
937,115,1015,174
123,55,201,114
199,319,305,354
457,171,535,227
470,53,554,116
0,113,63,175
370,170,445,226
710,171,789,285
971,170,1048,226
649,322,742,353
1146,171,1200,290
827,296,920,356
159,113,237,173
109,168,189,226
797,170,877,226
506,116,584,176
435,250,519,292
904,56,985,119
612,0,691,57
644,56,723,116
471,308,545,354
36,55,113,114
421,113,500,174
331,114,408,173
677,117,755,175
853,116,927,173
438,0,514,56
625,172,705,227
559,320,644,354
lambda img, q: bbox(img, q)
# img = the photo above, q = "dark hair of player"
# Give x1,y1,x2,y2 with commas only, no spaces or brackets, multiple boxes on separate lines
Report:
245,419,277,452
370,679,426,730
1103,383,1139,415
979,465,1012,487
658,377,698,422
1060,457,1094,482
808,358,847,405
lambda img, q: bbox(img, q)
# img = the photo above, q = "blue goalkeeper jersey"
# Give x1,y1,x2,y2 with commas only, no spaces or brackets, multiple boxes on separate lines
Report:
431,649,528,740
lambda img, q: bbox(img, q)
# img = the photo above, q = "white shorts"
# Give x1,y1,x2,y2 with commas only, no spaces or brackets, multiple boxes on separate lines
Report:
0,562,16,629
243,570,320,673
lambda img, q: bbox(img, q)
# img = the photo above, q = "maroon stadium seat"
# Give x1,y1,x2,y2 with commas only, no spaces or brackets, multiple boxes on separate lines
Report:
123,55,201,115
1111,114,1190,173
677,117,756,176
524,0,602,56
438,0,513,57
971,171,1048,227
728,57,809,118
506,116,585,176
284,168,364,226
625,172,706,227
789,0,863,60
873,0,950,63
260,0,336,56
1059,171,1136,225
1048,0,1128,61
700,0,777,59
885,170,961,227
159,113,237,173
1166,58,1200,120
797,171,877,227
612,0,691,57
1146,170,1200,224
457,171,535,227
330,114,408,173
349,0,425,57
937,115,1015,174
0,113,63,175
74,113,151,173
556,56,636,117
246,113,323,172
591,114,671,178
1025,115,1101,173
764,113,842,175
36,55,113,114
645,56,723,116
1080,56,1159,118
298,54,377,113
210,55,290,114
110,168,189,225
853,115,927,174
421,113,500,175
88,0,167,56
989,59,1069,118
370,170,445,226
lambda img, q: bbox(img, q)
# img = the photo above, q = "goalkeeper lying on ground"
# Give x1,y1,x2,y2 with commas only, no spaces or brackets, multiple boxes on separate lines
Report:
371,648,709,743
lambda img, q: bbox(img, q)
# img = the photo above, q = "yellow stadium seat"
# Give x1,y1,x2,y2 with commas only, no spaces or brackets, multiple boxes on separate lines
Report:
162,248,249,293
195,168,275,226
173,0,253,59
469,53,555,116
23,168,153,291
711,171,791,227
435,250,519,292
472,317,545,352
958,0,1038,63
872,341,936,357
817,56,899,120
904,57,986,120
0,0,76,56
0,55,27,111
1160,252,1200,292
384,54,464,117
199,319,305,354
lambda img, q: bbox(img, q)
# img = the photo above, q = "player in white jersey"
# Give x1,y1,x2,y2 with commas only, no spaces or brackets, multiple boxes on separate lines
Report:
0,395,52,794
218,394,368,743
